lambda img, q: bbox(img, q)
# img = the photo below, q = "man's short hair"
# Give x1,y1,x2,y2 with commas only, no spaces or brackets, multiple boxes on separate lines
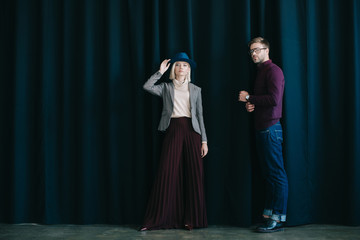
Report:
248,37,270,50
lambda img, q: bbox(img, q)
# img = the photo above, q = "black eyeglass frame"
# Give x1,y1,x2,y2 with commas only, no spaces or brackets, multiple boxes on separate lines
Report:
248,47,267,55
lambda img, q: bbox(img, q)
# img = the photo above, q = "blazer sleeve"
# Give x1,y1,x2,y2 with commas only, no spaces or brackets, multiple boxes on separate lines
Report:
143,71,164,97
196,89,208,142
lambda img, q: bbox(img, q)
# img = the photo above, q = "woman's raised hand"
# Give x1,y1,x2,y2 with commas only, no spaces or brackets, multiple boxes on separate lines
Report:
159,59,171,74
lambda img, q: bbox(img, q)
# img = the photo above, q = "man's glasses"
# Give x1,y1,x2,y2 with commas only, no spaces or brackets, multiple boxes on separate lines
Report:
249,48,267,55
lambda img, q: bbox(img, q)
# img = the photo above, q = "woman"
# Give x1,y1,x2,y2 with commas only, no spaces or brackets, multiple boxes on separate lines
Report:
140,52,208,231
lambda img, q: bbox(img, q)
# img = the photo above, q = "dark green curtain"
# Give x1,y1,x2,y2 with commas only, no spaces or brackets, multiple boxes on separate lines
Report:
0,0,359,226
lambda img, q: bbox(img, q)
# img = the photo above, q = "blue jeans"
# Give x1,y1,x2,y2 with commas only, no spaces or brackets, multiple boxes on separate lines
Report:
255,122,288,222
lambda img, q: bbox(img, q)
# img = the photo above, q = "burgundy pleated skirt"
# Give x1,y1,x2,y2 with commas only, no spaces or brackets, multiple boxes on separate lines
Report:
141,117,208,230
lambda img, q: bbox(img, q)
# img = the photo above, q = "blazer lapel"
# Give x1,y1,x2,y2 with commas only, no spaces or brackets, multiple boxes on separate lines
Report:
169,82,174,103
189,83,196,107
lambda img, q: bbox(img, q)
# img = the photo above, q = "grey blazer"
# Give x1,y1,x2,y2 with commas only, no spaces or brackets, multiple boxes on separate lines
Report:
143,71,207,142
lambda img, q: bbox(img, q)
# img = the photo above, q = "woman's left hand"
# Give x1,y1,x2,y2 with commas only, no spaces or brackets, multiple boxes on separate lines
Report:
201,143,208,158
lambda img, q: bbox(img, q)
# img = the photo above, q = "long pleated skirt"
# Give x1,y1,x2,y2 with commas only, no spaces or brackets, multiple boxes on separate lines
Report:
141,117,208,230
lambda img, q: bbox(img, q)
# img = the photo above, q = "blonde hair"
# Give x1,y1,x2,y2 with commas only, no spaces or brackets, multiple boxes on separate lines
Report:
169,61,192,82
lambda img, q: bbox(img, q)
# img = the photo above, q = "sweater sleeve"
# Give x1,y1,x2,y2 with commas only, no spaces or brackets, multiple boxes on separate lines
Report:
249,66,284,106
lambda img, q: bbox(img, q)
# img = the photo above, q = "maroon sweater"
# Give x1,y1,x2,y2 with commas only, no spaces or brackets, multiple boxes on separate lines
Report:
248,60,285,130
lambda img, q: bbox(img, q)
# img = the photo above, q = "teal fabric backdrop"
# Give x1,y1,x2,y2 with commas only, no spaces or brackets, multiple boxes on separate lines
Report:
0,0,359,226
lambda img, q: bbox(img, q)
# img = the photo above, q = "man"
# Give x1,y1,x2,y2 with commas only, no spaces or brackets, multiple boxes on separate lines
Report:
239,37,288,233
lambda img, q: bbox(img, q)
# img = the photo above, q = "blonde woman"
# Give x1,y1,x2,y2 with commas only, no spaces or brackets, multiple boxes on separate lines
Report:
141,52,208,231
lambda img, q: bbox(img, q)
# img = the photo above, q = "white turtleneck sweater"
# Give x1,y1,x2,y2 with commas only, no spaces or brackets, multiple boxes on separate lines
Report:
171,79,191,118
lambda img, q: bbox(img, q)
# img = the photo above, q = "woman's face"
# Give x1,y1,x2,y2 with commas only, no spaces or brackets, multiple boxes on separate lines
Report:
174,61,190,77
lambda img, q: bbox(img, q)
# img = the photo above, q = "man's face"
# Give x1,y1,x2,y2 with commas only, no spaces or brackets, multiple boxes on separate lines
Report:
249,43,269,64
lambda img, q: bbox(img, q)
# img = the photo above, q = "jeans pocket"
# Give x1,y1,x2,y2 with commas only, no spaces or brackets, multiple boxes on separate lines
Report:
274,129,283,143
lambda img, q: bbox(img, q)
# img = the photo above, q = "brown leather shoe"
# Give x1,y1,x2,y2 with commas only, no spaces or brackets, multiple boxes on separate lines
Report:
184,224,193,231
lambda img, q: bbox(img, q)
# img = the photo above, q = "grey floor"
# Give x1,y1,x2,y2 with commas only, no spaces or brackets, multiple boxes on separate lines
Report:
0,224,359,240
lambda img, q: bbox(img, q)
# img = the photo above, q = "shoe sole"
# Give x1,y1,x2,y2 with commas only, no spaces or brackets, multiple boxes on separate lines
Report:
256,227,284,233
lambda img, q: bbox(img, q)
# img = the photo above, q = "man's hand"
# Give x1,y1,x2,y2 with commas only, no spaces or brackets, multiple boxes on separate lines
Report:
239,90,249,102
245,102,255,112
